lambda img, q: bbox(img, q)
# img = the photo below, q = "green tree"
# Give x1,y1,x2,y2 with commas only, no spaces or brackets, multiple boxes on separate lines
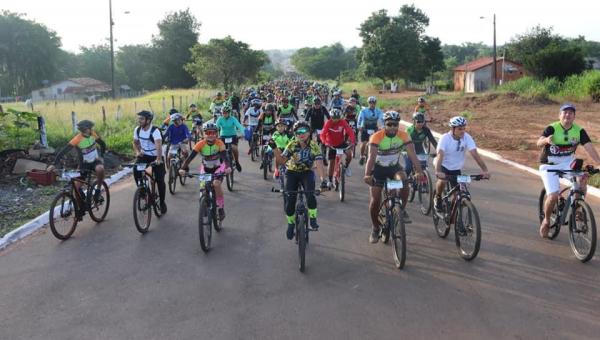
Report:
419,36,445,83
0,11,62,96
152,9,201,88
116,44,159,90
77,45,112,83
186,36,267,91
290,43,355,79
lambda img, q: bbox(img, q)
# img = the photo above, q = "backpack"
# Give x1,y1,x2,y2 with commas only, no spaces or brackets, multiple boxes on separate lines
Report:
136,125,163,144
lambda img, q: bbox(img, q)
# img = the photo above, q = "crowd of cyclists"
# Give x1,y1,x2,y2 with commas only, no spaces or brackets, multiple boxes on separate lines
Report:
47,77,600,265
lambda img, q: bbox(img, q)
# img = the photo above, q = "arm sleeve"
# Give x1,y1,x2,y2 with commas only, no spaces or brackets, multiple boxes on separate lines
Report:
424,127,437,148
541,126,554,137
96,138,107,157
580,129,591,145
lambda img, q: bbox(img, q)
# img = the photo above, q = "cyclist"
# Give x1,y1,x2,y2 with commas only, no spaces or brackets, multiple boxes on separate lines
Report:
258,103,277,170
271,121,328,240
179,123,232,220
414,97,431,119
133,110,168,214
405,112,437,177
537,103,600,238
351,89,360,104
357,96,384,166
243,98,263,155
210,91,226,120
165,112,191,166
304,96,330,164
161,108,180,128
229,92,241,119
186,103,204,140
47,119,106,204
330,91,344,110
363,111,423,243
344,97,359,128
271,120,292,179
215,104,244,172
277,96,298,125
434,116,490,213
320,108,356,181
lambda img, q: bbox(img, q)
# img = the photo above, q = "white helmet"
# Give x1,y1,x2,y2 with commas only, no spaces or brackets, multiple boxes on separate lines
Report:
449,116,467,128
367,96,377,103
170,113,183,121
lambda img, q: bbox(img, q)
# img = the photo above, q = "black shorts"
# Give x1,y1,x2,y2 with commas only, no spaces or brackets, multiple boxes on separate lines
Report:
372,164,404,187
327,142,349,160
360,128,377,142
220,135,238,145
441,166,461,188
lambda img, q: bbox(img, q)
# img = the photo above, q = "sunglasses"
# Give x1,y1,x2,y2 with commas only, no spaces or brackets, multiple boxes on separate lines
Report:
205,131,217,137
385,123,399,127
295,129,309,135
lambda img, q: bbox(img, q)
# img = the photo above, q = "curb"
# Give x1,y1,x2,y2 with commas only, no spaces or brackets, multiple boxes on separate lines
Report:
0,167,133,251
399,120,600,199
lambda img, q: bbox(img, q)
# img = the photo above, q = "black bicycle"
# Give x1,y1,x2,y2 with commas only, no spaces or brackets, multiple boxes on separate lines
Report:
250,129,261,162
272,186,320,273
49,169,110,240
130,162,163,234
260,132,274,180
538,165,599,262
222,137,235,191
433,174,484,261
377,179,406,269
167,144,186,195
407,154,434,216
187,171,223,252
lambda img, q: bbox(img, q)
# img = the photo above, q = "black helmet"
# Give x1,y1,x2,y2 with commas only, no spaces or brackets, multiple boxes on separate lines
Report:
169,108,179,115
330,108,342,119
137,110,154,120
313,97,322,104
77,119,94,132
293,121,310,132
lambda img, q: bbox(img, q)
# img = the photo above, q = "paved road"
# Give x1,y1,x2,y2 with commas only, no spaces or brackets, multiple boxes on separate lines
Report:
2,141,600,340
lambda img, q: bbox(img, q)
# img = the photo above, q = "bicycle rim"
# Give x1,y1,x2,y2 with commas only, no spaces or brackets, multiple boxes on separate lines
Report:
133,187,151,234
419,171,433,216
454,199,481,261
408,180,416,203
88,180,110,222
297,214,306,273
198,196,212,252
226,171,233,191
569,200,596,262
433,191,450,238
49,192,78,240
168,165,177,194
391,205,406,269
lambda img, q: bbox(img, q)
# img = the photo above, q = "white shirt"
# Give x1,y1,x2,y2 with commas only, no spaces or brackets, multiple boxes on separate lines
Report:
244,107,262,126
134,126,162,156
437,132,477,171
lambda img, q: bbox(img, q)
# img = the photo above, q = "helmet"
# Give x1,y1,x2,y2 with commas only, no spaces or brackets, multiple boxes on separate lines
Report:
221,102,232,112
383,111,400,122
216,91,222,97
418,97,425,103
169,108,179,115
367,96,377,103
77,119,94,131
333,91,341,96
251,99,262,106
313,97,322,104
412,112,425,122
170,113,183,121
293,121,310,132
189,103,197,108
265,103,276,112
330,108,342,119
203,122,218,132
560,103,576,112
137,110,154,121
267,93,274,100
449,116,467,128
276,119,289,127
349,97,357,103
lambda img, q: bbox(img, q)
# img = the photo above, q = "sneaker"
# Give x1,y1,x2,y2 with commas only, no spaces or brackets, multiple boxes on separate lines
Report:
369,228,380,243
434,196,443,213
286,223,295,240
359,156,366,166
218,208,225,221
345,166,352,177
160,201,168,214
235,162,242,172
402,210,412,224
310,218,319,230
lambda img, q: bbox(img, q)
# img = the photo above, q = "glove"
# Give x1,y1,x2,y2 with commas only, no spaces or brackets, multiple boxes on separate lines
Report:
268,139,277,149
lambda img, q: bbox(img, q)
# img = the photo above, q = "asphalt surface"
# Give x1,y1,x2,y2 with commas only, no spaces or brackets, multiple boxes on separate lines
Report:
2,141,600,340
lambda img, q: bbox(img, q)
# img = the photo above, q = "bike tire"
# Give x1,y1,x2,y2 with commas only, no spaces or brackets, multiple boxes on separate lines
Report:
408,179,416,203
250,142,257,162
133,187,151,234
297,214,306,273
433,190,450,238
49,191,78,240
168,163,177,195
153,193,162,218
391,204,407,269
568,199,596,262
179,164,187,186
88,180,110,222
339,164,345,202
226,171,234,191
198,196,212,252
418,170,433,216
378,200,390,244
538,188,561,239
263,158,268,180
454,199,481,261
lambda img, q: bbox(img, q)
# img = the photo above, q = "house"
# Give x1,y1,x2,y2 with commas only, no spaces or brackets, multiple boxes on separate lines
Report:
31,78,111,102
453,57,525,93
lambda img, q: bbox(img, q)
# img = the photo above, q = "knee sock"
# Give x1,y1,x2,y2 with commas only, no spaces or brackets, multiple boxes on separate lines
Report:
217,197,224,209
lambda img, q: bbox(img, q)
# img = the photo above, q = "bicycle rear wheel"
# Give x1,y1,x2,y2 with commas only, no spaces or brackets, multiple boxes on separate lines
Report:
297,214,306,273
88,180,110,222
198,196,212,252
133,187,151,234
339,164,345,202
538,189,561,239
250,141,257,162
418,171,433,216
568,199,596,262
454,199,481,261
433,190,450,238
391,204,406,269
49,192,78,240
168,163,177,194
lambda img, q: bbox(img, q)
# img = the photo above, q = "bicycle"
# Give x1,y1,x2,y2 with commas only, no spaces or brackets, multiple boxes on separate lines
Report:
537,165,599,262
167,144,187,195
272,186,320,273
331,145,352,202
191,118,203,143
49,169,110,240
249,129,261,162
130,162,163,234
433,174,484,261
187,171,223,252
222,137,235,191
260,132,274,180
407,153,434,215
376,179,407,269
348,120,358,158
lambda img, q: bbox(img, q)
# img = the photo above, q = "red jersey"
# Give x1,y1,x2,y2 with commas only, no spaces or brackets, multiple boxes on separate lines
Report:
320,119,355,147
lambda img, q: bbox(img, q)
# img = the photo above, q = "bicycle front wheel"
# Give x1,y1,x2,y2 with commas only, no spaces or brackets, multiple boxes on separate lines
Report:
339,164,345,202
378,200,390,244
418,171,433,216
133,187,152,234
454,199,481,261
297,214,306,273
226,170,234,191
198,196,212,252
88,180,110,222
569,199,596,262
391,204,406,269
168,163,177,194
433,190,450,238
49,192,78,240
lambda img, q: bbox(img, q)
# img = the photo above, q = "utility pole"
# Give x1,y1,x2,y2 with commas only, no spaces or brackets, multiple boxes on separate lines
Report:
109,0,116,99
492,13,497,89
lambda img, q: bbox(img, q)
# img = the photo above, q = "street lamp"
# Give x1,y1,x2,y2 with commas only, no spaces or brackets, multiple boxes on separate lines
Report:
480,14,497,89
